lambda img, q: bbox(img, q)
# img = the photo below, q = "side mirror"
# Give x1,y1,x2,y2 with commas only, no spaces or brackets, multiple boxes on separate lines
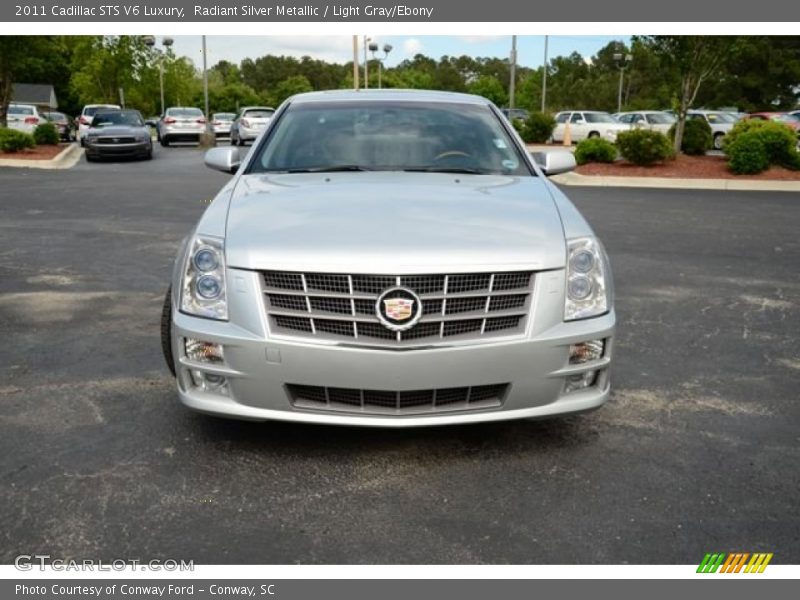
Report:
531,151,577,176
205,147,241,174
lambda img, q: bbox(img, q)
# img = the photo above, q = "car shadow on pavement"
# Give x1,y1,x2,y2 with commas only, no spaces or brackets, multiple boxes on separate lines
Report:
185,409,599,457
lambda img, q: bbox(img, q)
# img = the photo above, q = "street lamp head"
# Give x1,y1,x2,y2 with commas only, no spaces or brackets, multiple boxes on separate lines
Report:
625,54,633,63
368,41,379,52
143,35,156,47
383,44,393,54
163,37,174,48
613,52,623,61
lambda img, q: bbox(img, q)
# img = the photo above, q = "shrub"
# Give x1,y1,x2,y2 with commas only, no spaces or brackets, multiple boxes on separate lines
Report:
726,130,769,174
668,118,712,155
616,129,674,166
0,128,36,153
33,122,59,145
521,111,556,144
510,117,525,136
574,138,617,165
724,119,798,168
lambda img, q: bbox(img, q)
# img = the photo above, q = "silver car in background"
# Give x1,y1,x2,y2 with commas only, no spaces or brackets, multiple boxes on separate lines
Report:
615,110,676,135
162,90,615,427
7,103,48,134
157,107,206,146
687,110,737,149
230,106,275,146
212,112,236,138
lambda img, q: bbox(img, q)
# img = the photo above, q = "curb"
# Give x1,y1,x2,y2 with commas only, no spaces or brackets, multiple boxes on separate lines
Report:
550,171,800,193
0,143,83,170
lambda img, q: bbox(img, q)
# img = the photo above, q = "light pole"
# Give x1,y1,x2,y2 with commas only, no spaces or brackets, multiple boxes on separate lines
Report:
613,50,633,113
369,42,393,89
144,35,173,116
363,35,371,88
509,35,517,110
352,35,359,90
200,35,215,147
541,35,548,113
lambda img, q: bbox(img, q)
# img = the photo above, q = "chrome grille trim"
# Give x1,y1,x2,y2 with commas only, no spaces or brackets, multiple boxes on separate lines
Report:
263,270,534,348
288,383,509,415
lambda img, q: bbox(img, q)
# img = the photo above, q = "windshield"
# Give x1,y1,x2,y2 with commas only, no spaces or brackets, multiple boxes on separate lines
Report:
166,108,203,118
91,111,144,128
243,109,275,119
584,113,617,123
84,106,117,116
647,113,676,124
771,114,799,123
250,101,530,176
706,112,736,123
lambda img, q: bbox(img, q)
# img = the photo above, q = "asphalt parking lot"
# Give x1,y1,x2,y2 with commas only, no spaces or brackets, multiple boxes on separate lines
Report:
1,145,798,564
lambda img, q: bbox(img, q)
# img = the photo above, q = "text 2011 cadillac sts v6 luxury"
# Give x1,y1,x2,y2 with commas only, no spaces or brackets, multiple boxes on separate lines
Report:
161,90,615,427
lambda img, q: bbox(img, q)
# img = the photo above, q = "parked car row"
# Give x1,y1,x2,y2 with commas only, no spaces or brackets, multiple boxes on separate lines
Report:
6,103,72,138
548,108,800,149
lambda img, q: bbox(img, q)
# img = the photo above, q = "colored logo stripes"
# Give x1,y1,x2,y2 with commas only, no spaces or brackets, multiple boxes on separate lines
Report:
697,552,773,573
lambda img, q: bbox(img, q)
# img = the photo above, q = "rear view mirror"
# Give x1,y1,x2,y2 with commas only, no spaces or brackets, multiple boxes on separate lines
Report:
205,147,241,174
531,151,577,176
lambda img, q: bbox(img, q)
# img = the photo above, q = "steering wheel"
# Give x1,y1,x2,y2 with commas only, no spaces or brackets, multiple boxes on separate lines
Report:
433,150,472,161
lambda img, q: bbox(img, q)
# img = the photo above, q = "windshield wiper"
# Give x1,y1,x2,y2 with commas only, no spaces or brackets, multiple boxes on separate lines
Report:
402,166,492,175
282,165,373,173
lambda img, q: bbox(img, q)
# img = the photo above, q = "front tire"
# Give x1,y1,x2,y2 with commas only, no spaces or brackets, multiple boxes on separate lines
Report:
713,133,724,150
588,131,600,139
161,287,176,377
161,136,170,147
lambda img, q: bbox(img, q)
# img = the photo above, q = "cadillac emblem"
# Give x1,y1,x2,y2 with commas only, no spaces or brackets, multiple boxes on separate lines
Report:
376,287,423,332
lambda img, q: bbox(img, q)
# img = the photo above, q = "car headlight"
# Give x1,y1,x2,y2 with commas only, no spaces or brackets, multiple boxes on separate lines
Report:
564,237,611,321
180,235,228,320
135,134,148,142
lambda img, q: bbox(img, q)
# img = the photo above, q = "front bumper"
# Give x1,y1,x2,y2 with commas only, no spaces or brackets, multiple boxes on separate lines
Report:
238,125,265,141
86,140,151,158
161,125,204,140
171,269,615,427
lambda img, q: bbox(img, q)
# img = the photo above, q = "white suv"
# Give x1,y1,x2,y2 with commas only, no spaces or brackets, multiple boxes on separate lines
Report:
552,111,628,143
77,104,121,146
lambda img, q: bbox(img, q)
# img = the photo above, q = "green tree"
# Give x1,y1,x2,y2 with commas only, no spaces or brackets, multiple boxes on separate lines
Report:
0,36,58,127
468,75,507,106
271,75,314,106
641,36,736,153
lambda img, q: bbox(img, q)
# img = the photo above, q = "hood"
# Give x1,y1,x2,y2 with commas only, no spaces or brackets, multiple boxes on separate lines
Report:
224,172,567,273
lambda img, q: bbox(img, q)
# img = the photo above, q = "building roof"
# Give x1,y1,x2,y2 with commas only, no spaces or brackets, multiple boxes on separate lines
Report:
11,83,57,108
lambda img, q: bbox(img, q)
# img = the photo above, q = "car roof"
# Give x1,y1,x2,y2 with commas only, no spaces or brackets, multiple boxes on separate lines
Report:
241,106,275,110
83,104,119,110
288,89,491,106
617,110,668,114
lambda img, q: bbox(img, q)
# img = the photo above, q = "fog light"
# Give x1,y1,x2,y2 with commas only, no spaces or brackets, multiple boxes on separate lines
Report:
569,340,604,364
190,369,229,395
185,338,224,363
565,371,597,394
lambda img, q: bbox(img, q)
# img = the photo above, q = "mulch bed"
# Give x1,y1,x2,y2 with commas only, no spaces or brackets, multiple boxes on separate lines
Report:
0,144,67,161
576,154,800,181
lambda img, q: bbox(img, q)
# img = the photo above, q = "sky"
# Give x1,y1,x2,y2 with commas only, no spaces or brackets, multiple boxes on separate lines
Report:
166,35,631,70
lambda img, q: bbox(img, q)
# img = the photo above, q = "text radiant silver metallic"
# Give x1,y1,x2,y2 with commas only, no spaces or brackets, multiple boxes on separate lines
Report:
165,90,615,427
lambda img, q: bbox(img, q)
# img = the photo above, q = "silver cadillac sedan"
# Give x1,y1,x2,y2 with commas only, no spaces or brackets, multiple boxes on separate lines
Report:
161,90,615,427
